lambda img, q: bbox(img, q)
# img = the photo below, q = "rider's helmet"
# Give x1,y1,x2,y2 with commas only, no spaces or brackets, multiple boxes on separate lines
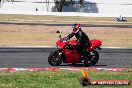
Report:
72,23,81,33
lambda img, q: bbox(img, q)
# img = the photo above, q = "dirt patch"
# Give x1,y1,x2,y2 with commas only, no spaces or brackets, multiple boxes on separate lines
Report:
0,24,132,47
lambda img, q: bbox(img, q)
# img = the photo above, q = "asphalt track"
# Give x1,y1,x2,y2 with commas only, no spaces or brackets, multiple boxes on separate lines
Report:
0,22,132,68
0,47,132,68
1,22,132,28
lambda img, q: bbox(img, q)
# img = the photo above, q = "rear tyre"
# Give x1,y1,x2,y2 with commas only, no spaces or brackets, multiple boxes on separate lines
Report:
90,50,99,66
84,50,99,67
84,57,90,67
48,50,62,66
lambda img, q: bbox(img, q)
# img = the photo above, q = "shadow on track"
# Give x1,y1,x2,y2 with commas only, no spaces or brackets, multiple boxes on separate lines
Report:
59,63,107,67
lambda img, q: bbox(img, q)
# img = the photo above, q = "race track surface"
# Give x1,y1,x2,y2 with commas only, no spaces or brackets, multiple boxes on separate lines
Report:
1,22,132,28
0,47,132,68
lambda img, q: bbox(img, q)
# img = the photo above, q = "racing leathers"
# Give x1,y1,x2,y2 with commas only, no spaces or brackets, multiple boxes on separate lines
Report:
66,29,90,59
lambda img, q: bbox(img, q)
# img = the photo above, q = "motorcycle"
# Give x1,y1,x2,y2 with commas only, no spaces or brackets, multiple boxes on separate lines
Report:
48,35,102,67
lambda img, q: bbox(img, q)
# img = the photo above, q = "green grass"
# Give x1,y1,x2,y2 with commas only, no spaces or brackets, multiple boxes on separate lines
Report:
0,14,132,25
0,70,131,88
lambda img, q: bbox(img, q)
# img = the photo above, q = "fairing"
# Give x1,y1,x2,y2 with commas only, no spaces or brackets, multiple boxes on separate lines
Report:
56,38,102,63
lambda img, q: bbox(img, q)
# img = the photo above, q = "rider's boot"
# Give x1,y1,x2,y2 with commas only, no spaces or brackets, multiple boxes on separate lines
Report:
80,50,90,62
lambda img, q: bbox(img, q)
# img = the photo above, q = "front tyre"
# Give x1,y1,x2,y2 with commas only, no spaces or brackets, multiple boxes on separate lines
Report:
48,50,62,66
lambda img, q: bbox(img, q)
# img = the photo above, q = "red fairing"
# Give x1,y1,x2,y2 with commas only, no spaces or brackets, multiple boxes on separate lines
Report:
56,39,102,51
56,39,65,49
87,39,102,51
56,38,102,63
56,39,80,63
56,39,76,49
63,49,80,63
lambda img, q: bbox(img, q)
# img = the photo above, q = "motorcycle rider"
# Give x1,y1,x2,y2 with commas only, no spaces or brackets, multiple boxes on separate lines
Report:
66,23,91,61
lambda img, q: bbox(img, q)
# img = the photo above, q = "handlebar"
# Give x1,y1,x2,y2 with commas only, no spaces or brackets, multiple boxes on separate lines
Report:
59,36,78,50
60,37,69,42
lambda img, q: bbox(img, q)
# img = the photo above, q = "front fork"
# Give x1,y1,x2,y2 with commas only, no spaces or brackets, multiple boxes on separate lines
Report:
57,49,64,60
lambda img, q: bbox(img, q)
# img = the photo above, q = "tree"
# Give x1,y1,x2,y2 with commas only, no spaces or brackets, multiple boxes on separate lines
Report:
54,0,73,12
54,0,85,12
79,0,84,8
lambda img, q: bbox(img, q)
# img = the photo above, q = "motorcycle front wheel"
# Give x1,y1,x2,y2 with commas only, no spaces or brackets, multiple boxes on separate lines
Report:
48,50,62,66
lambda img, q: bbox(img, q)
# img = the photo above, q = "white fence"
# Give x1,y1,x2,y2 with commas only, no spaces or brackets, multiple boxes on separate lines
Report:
0,0,132,17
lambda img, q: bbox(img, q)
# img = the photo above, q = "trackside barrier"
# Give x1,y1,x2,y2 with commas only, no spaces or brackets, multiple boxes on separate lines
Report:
0,67,125,72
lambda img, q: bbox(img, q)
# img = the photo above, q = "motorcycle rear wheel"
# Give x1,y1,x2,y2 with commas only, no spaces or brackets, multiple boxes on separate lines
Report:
48,50,62,66
90,50,99,66
84,50,99,67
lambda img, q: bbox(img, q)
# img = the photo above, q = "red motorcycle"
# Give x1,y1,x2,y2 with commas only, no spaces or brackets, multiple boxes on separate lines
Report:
48,35,102,67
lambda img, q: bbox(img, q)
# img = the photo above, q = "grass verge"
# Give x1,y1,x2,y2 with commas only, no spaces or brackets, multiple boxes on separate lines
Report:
0,70,131,88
